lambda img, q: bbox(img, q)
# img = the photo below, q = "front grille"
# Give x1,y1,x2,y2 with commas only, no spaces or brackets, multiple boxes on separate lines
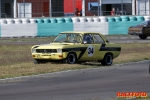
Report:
36,49,57,53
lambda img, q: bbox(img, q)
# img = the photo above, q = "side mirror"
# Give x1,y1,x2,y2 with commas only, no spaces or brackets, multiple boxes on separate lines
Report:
83,41,87,44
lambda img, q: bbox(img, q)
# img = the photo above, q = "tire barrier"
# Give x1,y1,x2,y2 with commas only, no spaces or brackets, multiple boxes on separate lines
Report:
144,16,150,21
43,19,50,23
22,18,30,24
86,17,93,22
0,16,149,37
93,17,100,22
56,18,65,23
99,16,108,22
108,16,145,35
14,19,22,24
107,17,115,22
6,19,15,24
114,17,122,22
36,19,44,23
71,17,80,23
120,16,129,21
50,18,57,23
64,18,72,23
79,17,87,22
129,16,137,21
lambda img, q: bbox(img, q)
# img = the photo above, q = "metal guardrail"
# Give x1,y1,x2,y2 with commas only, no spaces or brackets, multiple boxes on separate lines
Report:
18,12,52,18
102,11,127,16
16,11,150,18
18,11,127,18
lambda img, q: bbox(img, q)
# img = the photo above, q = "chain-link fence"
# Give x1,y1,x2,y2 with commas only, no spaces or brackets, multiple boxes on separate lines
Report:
49,0,132,17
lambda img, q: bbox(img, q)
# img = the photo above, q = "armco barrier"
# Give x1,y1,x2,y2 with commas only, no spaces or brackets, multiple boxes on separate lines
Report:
0,16,149,37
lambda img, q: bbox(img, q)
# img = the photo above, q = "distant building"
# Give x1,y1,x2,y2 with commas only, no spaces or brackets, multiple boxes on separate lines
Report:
0,0,49,18
0,0,149,18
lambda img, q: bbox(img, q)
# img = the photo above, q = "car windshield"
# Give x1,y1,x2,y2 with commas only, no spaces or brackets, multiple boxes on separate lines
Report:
140,21,147,26
53,33,82,43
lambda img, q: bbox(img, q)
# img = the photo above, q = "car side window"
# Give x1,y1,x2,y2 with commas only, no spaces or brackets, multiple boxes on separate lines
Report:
83,34,94,44
93,34,104,44
147,21,150,26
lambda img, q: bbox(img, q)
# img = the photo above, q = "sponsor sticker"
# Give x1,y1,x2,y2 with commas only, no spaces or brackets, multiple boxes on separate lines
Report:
87,46,94,57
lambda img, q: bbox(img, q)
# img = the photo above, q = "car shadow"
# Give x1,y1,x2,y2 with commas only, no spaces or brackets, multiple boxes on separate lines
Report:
78,61,102,66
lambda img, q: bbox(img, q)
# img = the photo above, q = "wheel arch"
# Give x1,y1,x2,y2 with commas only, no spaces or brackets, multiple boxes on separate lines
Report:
64,51,78,64
101,52,114,66
67,51,77,59
104,52,113,58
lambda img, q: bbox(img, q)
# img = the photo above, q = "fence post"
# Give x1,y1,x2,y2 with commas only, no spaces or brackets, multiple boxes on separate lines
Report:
23,0,25,18
50,0,52,17
82,0,85,16
121,0,123,15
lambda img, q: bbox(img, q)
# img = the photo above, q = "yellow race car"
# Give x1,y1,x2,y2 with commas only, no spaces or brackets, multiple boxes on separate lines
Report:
31,31,121,66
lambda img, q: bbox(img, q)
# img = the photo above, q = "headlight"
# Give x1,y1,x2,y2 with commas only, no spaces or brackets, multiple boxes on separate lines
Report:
32,48,36,53
57,49,62,53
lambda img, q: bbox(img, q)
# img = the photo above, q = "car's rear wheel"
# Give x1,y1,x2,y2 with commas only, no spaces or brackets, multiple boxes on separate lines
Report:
34,59,47,64
139,35,147,39
64,53,77,64
101,54,113,66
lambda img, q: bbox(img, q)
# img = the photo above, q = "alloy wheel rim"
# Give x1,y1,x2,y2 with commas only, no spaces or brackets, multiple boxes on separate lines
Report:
68,54,76,64
106,55,112,65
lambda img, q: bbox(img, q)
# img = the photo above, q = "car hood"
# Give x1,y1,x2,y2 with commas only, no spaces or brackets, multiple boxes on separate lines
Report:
130,25,144,28
33,43,76,49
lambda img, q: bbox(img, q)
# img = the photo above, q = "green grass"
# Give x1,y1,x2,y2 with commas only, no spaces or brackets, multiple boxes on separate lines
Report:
0,43,150,79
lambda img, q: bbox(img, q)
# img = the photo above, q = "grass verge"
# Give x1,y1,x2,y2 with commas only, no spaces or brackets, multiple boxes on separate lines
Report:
0,43,150,79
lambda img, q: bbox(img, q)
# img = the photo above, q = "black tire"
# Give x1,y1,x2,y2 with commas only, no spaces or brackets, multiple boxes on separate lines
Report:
34,59,41,64
139,35,147,39
101,54,113,66
64,53,77,64
33,59,47,64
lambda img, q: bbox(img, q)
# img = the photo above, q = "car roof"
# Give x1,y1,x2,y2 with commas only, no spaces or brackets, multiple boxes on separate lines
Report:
60,31,101,34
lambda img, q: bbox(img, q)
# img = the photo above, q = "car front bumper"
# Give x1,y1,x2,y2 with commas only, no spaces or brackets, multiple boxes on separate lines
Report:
32,53,66,60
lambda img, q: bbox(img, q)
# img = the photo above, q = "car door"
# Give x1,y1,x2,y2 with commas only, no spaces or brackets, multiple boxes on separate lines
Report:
82,33,97,60
92,34,105,60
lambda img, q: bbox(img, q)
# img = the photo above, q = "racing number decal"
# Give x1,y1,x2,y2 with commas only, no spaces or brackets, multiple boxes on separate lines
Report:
88,46,94,57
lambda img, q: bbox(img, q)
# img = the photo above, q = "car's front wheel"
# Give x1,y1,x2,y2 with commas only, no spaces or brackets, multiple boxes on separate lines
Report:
64,53,77,64
34,59,41,64
34,59,47,64
139,35,147,39
101,54,113,66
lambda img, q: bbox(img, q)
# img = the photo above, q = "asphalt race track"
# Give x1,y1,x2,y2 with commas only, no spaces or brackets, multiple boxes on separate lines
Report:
0,35,150,44
0,60,150,100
